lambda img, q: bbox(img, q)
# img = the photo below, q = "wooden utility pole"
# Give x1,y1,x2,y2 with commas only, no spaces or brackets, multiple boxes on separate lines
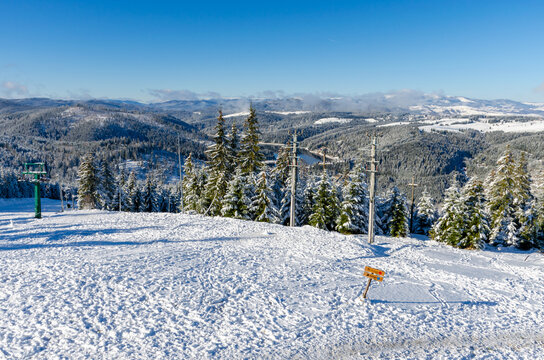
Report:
178,136,184,213
321,148,327,172
368,135,378,244
408,175,418,233
289,130,300,227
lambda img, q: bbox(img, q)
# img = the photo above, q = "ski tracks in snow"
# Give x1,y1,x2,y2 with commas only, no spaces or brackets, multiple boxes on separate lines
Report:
1,202,544,359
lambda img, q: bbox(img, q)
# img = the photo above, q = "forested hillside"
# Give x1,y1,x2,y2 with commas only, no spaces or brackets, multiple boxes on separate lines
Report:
2,97,544,204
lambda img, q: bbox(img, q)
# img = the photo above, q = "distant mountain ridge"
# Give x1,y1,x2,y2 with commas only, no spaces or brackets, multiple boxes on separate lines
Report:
2,92,544,202
2,92,543,117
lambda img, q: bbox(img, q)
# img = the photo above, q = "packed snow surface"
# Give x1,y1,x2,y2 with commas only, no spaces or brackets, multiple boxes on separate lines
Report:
1,199,544,359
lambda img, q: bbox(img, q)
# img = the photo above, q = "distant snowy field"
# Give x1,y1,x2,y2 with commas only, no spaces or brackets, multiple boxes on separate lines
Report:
314,117,352,125
380,117,544,133
419,117,544,133
1,199,543,359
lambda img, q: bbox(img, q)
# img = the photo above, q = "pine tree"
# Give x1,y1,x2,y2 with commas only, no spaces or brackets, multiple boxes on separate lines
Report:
535,196,544,248
114,166,126,211
272,141,292,201
155,186,169,212
414,188,436,236
98,159,116,210
182,153,202,213
77,153,100,210
125,171,139,212
514,151,536,248
486,148,536,248
141,174,156,212
221,167,250,219
134,186,142,212
386,187,409,237
251,170,277,223
336,163,369,234
204,110,231,215
300,176,317,226
309,168,340,231
228,122,239,173
456,178,489,249
239,105,264,176
430,181,462,244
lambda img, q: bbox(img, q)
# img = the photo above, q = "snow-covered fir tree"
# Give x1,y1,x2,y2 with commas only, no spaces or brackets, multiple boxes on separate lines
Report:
182,153,202,213
171,182,182,213
486,148,536,249
514,151,537,247
336,163,369,234
431,181,462,245
141,173,156,213
385,187,409,237
125,171,140,212
251,170,278,223
456,178,489,249
245,174,258,220
309,168,340,231
77,153,100,210
154,186,169,212
228,121,239,173
239,105,264,176
535,196,544,248
98,159,116,210
272,140,291,208
204,110,231,215
221,167,250,219
113,166,126,211
413,188,436,236
300,176,317,226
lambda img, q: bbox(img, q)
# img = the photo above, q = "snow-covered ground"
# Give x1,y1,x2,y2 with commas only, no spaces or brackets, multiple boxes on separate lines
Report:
420,118,544,133
223,111,250,118
1,199,543,359
265,111,311,115
314,117,352,125
379,117,544,133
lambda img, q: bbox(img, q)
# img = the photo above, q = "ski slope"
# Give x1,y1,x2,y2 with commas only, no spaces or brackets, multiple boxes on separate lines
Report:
0,199,543,359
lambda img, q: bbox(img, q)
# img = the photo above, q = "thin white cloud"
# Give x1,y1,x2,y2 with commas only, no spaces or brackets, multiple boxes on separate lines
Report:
66,88,94,100
1,81,29,97
148,89,223,101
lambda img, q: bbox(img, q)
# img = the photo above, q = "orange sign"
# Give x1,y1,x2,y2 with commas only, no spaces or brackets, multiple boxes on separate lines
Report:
364,266,385,282
365,266,385,276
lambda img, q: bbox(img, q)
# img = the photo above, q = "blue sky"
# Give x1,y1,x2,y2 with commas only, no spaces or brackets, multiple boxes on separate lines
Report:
1,0,543,102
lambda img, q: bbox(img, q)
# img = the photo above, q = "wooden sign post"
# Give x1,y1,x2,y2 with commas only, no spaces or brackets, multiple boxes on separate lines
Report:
362,266,385,299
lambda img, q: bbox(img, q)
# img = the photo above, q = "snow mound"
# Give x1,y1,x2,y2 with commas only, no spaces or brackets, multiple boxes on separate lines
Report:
1,199,543,359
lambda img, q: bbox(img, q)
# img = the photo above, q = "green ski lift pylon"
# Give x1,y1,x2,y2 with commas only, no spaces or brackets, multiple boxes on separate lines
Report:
22,162,48,218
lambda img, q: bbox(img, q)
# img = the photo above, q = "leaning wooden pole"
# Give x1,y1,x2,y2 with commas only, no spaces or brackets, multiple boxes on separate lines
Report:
362,278,372,299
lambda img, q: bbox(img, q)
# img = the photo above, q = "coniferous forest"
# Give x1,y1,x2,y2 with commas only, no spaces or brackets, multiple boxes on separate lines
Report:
1,99,543,250
60,108,544,250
